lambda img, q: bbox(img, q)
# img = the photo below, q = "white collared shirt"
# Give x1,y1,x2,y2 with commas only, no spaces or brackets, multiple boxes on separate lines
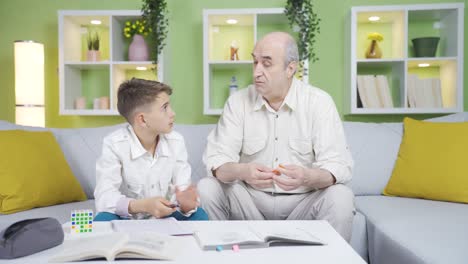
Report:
203,78,353,193
94,125,191,217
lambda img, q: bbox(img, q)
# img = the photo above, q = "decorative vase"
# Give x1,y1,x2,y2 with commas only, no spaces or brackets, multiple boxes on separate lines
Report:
86,50,100,61
412,37,440,57
128,34,149,61
365,40,382,59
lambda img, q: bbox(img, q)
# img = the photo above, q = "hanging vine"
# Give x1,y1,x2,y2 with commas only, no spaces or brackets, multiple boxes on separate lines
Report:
284,0,321,64
141,0,169,66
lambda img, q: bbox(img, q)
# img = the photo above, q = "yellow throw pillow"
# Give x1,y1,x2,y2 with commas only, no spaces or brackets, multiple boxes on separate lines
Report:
0,130,87,214
383,117,468,203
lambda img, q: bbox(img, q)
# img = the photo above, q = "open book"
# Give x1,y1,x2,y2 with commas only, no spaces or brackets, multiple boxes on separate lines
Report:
194,225,325,250
111,217,193,236
49,232,181,262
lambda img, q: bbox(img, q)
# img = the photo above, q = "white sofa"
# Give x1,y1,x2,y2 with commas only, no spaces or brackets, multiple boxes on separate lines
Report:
1,113,468,263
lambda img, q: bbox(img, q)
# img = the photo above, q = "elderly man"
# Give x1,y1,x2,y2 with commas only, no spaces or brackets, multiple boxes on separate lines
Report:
198,32,354,241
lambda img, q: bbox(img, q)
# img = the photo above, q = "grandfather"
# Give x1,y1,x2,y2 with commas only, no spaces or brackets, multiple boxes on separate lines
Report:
198,32,355,241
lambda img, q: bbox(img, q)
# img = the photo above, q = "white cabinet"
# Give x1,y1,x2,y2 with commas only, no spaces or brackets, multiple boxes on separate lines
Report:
347,3,464,114
58,10,164,115
203,8,306,115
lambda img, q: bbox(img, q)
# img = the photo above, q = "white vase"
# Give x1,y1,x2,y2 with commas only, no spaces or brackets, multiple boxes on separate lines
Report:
128,34,149,61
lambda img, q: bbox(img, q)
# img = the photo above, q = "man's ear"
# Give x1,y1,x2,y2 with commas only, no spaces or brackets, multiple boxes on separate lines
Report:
286,61,297,79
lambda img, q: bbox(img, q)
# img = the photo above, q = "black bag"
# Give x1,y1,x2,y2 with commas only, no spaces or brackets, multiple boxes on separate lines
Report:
0,217,64,259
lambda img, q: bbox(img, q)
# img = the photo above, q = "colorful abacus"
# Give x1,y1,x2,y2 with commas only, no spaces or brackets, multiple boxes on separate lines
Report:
71,209,93,234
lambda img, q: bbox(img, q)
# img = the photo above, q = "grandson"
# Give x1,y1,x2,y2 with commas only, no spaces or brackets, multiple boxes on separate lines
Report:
94,78,208,221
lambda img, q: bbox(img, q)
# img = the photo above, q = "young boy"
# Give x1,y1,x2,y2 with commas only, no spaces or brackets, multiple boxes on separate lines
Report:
94,78,208,221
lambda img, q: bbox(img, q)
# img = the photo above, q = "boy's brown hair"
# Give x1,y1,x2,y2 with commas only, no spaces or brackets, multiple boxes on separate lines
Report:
117,78,172,123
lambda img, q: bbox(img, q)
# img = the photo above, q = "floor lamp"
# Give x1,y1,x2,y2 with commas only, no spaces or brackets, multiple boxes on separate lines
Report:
14,40,45,127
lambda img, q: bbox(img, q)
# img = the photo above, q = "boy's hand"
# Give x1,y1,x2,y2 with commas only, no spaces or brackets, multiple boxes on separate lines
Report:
175,185,199,213
130,197,176,218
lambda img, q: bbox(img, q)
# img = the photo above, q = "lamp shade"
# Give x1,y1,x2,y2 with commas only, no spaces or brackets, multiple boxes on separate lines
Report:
14,40,45,127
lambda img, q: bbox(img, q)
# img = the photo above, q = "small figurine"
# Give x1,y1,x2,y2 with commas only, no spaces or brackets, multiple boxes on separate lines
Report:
230,41,239,61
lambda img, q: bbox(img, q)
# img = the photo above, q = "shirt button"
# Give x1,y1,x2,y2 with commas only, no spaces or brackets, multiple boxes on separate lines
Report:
275,157,278,162
275,137,278,141
151,184,155,189
276,114,279,118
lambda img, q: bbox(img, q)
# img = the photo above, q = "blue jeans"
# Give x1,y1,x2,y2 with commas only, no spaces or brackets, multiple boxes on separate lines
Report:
94,207,209,221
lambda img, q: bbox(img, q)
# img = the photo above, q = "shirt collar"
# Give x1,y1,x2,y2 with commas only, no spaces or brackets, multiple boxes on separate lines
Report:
282,78,298,111
127,125,170,160
252,78,299,112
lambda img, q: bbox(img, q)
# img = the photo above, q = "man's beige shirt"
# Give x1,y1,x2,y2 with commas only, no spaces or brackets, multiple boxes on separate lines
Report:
203,78,353,193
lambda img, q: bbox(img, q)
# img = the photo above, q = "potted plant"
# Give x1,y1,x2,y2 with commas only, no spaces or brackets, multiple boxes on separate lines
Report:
86,31,100,61
124,19,151,61
141,0,169,67
284,0,321,81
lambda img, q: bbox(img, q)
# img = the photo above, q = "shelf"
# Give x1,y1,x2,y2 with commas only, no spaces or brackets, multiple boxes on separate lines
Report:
208,63,252,110
356,10,405,59
407,59,457,109
60,109,119,116
64,62,111,69
203,8,302,115
351,107,459,115
357,58,404,63
209,60,252,64
408,9,460,58
59,10,164,116
348,3,463,114
407,56,456,62
207,14,254,61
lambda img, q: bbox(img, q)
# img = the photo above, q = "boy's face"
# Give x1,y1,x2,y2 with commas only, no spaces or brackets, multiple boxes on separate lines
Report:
142,92,175,135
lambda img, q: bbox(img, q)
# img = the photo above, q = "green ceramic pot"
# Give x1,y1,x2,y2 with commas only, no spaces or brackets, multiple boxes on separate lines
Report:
412,37,440,57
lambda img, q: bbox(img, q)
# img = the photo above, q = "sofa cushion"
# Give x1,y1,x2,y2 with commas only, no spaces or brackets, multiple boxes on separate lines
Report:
343,122,402,195
0,120,46,131
425,112,468,122
0,130,87,214
350,211,368,262
344,113,468,196
384,118,468,203
356,196,468,264
174,124,216,182
51,124,125,198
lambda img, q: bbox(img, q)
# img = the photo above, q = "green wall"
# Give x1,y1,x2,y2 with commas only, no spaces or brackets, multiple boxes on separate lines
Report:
0,0,466,127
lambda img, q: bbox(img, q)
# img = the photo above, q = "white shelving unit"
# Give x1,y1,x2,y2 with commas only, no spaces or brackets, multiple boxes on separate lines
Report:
346,3,464,114
58,10,164,115
203,8,307,115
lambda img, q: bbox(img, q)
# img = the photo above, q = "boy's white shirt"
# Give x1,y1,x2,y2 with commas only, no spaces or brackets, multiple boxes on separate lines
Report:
94,124,192,218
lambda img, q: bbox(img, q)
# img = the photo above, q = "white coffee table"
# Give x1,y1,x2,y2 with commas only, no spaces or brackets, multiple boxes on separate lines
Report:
8,220,366,264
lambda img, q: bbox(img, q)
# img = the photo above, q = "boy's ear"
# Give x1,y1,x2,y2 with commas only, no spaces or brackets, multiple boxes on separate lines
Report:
133,112,146,127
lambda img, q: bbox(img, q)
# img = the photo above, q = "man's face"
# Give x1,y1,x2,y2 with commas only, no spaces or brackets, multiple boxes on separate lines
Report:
142,92,175,134
252,39,290,98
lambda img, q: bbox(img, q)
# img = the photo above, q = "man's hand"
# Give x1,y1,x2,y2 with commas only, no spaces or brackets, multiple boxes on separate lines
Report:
241,163,275,189
129,197,176,218
175,185,199,213
274,164,307,191
275,164,336,191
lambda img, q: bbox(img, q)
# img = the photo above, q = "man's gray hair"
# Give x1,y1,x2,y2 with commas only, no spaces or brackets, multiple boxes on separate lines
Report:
285,36,299,67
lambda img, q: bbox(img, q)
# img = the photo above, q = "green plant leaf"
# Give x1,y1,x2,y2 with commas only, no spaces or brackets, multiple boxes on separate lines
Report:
142,0,169,67
284,0,321,63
